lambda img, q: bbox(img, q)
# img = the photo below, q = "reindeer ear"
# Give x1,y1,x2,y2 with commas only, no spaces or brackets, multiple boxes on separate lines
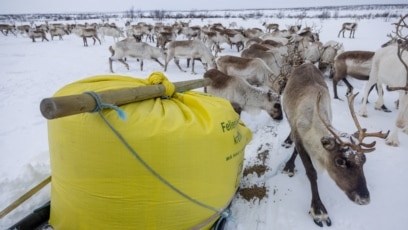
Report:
321,136,337,151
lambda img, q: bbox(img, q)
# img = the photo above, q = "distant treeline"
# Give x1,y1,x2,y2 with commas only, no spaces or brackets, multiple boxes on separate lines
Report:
1,4,407,22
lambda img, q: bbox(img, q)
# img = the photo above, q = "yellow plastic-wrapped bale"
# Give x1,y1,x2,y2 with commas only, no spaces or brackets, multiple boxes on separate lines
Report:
47,73,252,229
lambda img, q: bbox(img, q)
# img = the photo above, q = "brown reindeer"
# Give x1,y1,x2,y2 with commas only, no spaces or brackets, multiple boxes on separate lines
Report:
203,69,283,120
282,63,388,227
338,22,357,38
0,24,16,36
262,22,279,32
331,51,375,100
73,27,101,47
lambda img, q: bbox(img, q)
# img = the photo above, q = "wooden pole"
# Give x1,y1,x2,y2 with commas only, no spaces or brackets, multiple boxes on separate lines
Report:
40,78,211,120
0,176,51,219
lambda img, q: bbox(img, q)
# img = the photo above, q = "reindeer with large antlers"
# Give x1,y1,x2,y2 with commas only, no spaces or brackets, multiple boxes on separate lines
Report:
282,63,388,227
359,14,408,146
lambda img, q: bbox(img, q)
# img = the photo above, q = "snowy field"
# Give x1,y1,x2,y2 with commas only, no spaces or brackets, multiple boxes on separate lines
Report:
1,13,408,230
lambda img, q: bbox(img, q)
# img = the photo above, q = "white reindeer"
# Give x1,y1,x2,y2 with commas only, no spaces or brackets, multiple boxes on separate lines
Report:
164,39,215,74
28,28,49,42
109,40,166,72
49,27,67,40
359,44,408,146
98,26,124,42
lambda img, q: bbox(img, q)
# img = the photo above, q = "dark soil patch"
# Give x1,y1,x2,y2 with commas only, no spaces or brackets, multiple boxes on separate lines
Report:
238,184,268,202
243,164,269,177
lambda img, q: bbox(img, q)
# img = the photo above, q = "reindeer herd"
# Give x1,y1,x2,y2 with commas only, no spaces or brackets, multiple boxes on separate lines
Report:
1,14,407,227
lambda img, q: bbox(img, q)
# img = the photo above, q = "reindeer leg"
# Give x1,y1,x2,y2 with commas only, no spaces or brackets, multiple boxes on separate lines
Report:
191,58,197,74
109,57,115,73
374,83,391,112
96,36,101,45
83,37,87,47
295,138,331,227
152,58,164,67
186,58,190,68
174,57,186,73
282,148,297,177
332,78,342,100
281,132,293,148
109,57,128,73
341,78,354,99
140,59,144,71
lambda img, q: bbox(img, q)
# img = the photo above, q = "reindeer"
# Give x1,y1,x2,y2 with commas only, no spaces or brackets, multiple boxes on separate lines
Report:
164,40,215,74
216,55,282,93
176,25,201,40
98,26,124,42
72,27,101,47
242,27,264,39
49,27,68,40
318,41,343,67
260,30,290,46
203,69,283,121
155,31,176,50
359,15,408,146
330,50,378,100
223,29,247,52
240,44,284,79
338,22,358,38
202,30,231,53
0,24,16,36
262,22,279,32
282,63,388,227
16,25,31,35
27,28,49,42
109,40,166,72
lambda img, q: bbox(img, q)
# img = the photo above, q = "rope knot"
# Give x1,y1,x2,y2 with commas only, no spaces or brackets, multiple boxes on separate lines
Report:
84,91,127,120
146,72,175,97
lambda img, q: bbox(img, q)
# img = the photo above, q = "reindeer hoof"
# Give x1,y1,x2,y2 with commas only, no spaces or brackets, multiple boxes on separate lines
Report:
375,105,391,113
281,142,292,148
282,168,295,177
313,217,332,227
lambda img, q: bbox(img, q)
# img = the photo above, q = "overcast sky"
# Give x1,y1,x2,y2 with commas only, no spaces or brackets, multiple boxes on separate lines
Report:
0,0,406,14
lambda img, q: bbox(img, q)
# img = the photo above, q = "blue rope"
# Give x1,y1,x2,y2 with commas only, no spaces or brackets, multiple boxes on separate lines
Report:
85,91,230,219
84,91,127,120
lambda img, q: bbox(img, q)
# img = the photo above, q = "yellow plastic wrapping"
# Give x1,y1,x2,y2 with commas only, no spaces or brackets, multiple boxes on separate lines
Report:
47,74,252,229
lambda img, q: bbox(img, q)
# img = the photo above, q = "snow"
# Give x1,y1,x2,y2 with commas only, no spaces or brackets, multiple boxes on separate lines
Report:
1,11,408,230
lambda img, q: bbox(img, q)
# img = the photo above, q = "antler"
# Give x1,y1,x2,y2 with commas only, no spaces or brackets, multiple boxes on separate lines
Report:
388,14,408,92
346,92,389,152
316,92,389,154
316,92,351,148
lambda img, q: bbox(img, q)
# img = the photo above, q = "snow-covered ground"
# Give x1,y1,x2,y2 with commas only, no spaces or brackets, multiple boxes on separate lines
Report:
1,13,407,229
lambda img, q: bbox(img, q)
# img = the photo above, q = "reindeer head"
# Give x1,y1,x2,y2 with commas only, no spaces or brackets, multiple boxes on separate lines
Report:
317,92,389,204
266,90,283,120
